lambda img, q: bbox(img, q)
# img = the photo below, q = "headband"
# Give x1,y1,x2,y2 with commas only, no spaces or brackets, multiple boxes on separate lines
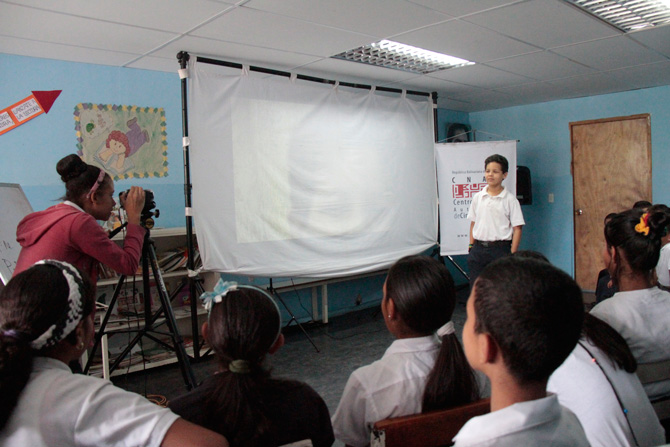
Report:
29,260,86,350
436,320,455,337
85,169,106,199
200,279,282,348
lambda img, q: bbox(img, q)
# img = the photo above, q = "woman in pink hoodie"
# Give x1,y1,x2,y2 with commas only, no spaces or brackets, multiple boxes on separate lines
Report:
14,154,145,289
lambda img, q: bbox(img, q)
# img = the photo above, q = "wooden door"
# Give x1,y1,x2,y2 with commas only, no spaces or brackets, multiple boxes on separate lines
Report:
571,114,651,291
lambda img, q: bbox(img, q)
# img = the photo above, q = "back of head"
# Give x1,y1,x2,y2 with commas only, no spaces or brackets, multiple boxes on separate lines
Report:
474,257,584,384
203,285,282,445
385,255,455,335
56,154,106,204
605,208,670,275
484,154,508,173
632,200,652,210
0,262,94,430
386,256,480,411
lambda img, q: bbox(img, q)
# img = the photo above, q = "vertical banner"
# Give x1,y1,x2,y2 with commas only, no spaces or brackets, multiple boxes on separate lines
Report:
436,141,517,256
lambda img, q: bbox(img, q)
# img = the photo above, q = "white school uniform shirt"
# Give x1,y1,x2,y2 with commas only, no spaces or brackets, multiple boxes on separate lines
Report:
656,243,670,287
0,357,179,447
331,335,439,447
591,287,670,400
548,338,665,447
467,186,524,242
452,394,589,447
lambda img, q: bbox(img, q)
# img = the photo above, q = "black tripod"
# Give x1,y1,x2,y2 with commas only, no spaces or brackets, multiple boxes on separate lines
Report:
268,278,320,353
84,226,198,390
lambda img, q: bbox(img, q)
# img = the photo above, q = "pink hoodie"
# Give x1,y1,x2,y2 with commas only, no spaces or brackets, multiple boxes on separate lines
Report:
15,203,144,288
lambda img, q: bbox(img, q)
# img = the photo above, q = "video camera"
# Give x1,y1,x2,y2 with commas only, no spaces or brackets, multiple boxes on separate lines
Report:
120,189,159,228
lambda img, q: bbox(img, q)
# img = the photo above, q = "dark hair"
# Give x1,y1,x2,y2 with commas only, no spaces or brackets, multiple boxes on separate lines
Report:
583,314,636,373
446,123,470,143
385,255,479,413
203,287,282,445
473,257,584,384
632,200,652,210
512,250,549,263
0,263,95,430
484,154,508,173
604,208,670,285
56,154,109,205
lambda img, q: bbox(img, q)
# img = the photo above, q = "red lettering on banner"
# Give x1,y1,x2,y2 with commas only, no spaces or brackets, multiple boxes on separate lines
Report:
453,183,487,199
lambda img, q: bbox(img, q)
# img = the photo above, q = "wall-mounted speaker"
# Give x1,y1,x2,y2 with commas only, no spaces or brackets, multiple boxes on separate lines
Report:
517,166,532,205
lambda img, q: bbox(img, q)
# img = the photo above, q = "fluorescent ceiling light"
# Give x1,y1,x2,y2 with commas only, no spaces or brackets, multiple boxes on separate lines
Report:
333,40,474,75
565,0,670,31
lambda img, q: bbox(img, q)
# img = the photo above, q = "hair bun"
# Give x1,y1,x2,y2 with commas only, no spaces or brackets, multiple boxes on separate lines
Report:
647,210,670,241
56,154,88,182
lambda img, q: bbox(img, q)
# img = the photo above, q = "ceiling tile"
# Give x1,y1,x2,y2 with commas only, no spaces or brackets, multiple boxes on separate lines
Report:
190,6,376,57
545,72,634,98
552,35,667,71
0,35,141,67
486,51,596,81
244,0,453,37
392,19,540,63
463,0,620,49
606,60,670,90
154,36,321,72
429,64,532,88
2,0,235,33
629,24,670,58
0,3,177,54
407,0,524,18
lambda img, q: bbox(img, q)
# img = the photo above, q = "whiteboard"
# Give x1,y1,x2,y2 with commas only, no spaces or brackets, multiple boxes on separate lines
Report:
0,183,33,284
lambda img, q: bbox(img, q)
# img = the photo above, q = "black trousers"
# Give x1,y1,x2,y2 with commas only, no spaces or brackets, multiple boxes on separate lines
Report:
467,241,512,290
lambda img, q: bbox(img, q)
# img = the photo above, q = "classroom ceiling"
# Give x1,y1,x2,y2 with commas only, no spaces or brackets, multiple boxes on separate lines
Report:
2,0,670,112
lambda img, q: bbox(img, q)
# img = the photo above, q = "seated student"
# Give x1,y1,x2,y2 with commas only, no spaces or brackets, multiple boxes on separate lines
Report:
169,279,334,447
595,212,619,303
453,257,588,447
332,255,479,447
548,314,665,447
0,260,228,447
591,208,670,400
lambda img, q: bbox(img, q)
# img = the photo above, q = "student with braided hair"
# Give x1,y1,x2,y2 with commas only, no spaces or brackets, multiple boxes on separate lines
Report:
169,280,334,447
591,207,670,400
332,255,479,447
0,261,228,447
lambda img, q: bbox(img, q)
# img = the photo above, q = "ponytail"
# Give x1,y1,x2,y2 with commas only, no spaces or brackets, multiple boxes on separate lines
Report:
0,331,33,430
583,314,636,373
422,332,480,412
200,284,282,445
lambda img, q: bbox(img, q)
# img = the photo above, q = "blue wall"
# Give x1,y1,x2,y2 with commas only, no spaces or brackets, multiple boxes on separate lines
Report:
468,85,670,276
0,53,186,227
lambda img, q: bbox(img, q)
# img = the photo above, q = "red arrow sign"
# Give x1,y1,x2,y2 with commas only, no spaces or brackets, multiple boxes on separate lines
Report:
0,90,62,136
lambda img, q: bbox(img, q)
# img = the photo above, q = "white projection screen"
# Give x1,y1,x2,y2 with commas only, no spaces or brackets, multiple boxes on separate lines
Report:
188,60,437,278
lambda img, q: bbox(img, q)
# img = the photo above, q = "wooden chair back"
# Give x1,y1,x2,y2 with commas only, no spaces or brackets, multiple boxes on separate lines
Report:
636,359,670,421
370,398,490,447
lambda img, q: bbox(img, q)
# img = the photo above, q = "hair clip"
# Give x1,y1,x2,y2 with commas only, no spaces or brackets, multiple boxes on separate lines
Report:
635,213,650,236
200,279,238,313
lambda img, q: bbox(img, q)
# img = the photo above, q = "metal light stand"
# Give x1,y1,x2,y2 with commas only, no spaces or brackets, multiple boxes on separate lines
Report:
84,222,198,390
431,91,470,285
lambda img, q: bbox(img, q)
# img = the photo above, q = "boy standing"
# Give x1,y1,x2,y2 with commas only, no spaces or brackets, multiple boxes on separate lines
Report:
467,154,524,288
453,257,589,447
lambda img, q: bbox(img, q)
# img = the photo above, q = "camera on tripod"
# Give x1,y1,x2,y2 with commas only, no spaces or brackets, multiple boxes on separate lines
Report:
120,189,159,228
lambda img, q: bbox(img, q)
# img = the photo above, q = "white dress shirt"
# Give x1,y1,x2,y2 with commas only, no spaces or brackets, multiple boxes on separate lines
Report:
331,335,440,447
453,394,589,447
548,338,665,447
0,357,179,447
591,287,670,399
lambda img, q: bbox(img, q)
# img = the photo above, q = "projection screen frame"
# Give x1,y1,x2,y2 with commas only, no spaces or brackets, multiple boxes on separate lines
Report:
177,51,441,355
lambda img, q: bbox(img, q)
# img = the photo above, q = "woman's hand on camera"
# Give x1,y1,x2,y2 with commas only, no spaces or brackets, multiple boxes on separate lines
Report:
122,186,146,225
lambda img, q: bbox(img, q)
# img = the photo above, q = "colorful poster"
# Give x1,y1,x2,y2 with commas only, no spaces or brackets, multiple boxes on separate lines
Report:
74,103,168,180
